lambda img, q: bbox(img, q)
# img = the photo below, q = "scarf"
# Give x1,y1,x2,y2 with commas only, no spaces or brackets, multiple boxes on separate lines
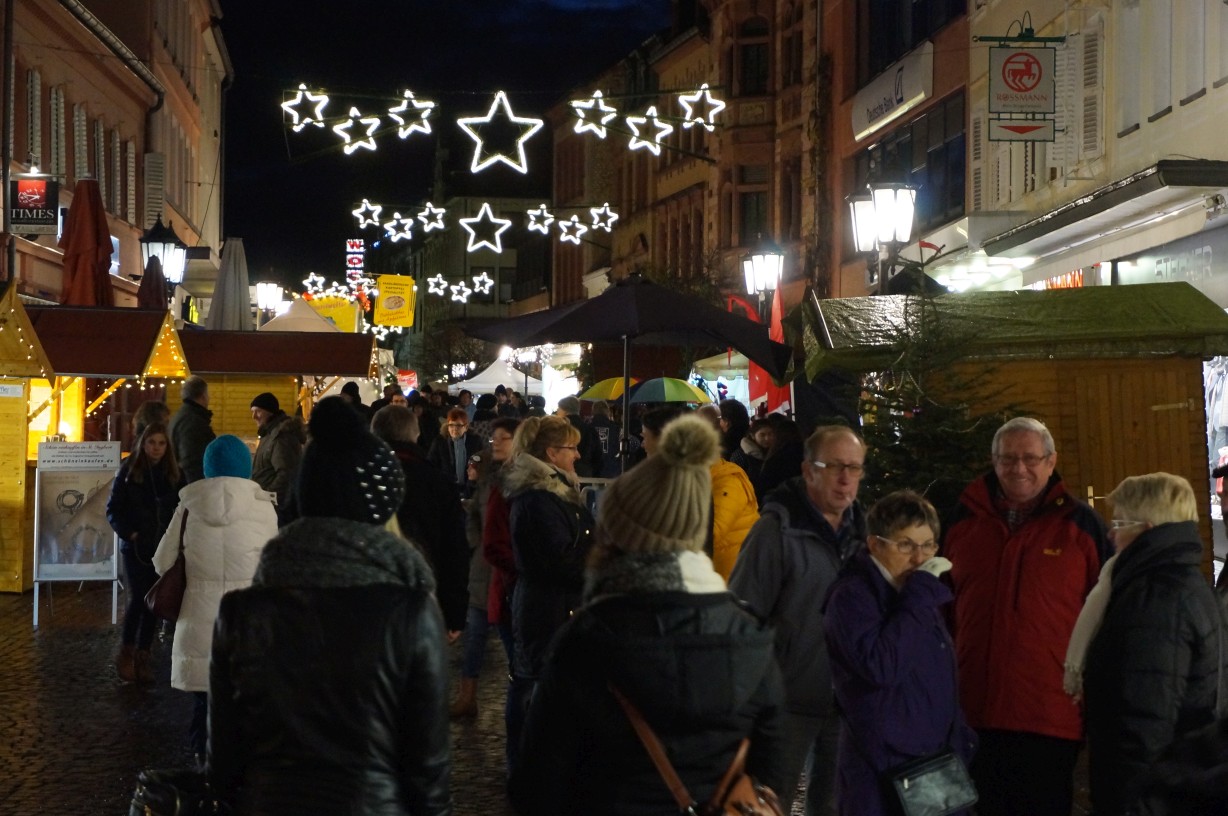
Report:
254,516,434,591
583,549,726,603
1063,551,1119,700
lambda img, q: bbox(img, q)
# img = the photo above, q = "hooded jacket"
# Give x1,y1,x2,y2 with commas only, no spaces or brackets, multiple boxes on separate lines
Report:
251,412,304,512
510,550,788,816
728,476,866,715
169,398,215,483
151,476,278,692
944,471,1108,740
710,458,759,580
209,517,451,816
1083,521,1228,816
502,452,594,679
106,458,184,561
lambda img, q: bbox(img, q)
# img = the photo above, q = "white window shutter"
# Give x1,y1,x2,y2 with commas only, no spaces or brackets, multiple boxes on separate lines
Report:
73,104,88,178
1080,16,1104,161
110,128,121,213
26,69,41,165
125,141,137,224
94,120,107,206
143,152,165,229
970,109,985,212
1049,39,1078,172
995,146,1011,208
49,87,65,177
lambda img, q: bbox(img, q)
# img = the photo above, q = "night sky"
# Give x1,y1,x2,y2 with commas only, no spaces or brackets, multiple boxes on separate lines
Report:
220,1,672,288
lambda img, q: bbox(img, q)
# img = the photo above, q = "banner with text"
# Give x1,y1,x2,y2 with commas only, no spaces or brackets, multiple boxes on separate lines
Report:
374,275,415,327
34,441,121,582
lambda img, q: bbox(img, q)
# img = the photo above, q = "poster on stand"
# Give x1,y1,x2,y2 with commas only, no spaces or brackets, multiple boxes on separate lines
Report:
33,441,121,582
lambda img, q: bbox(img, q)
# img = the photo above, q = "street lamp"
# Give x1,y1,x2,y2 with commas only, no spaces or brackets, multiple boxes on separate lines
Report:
255,282,285,325
847,183,916,294
742,237,785,322
139,215,188,301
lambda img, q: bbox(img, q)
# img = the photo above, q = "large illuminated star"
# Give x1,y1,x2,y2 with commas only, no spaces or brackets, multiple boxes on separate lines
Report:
450,281,473,303
333,107,381,154
589,203,619,232
526,204,555,234
417,202,447,232
677,84,727,132
383,212,414,242
303,273,327,294
569,90,618,138
352,199,383,228
456,91,544,174
427,274,448,296
625,105,674,155
388,89,434,138
472,272,495,295
282,83,329,132
557,215,589,245
459,203,513,253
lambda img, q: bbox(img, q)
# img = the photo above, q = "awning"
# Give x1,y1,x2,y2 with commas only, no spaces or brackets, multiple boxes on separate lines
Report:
178,329,376,377
27,306,187,378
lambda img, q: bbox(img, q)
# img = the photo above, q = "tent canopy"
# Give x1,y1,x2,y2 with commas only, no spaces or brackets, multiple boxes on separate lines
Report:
259,298,341,333
449,361,542,397
800,282,1228,379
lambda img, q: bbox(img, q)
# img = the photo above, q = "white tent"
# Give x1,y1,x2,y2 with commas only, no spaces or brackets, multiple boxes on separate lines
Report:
258,298,340,332
450,361,543,397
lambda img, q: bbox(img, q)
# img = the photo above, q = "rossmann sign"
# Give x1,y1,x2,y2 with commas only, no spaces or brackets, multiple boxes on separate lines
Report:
989,47,1056,114
10,178,59,234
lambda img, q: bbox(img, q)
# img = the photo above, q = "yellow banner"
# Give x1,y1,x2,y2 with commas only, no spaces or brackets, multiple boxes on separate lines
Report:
308,297,361,333
374,275,416,327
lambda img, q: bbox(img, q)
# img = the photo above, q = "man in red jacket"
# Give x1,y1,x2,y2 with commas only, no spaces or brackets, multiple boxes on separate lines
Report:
944,417,1110,816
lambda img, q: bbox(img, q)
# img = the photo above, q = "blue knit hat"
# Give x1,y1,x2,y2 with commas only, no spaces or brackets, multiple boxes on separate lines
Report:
204,434,253,479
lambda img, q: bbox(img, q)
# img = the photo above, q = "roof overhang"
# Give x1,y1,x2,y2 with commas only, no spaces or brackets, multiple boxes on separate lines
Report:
27,306,187,378
178,330,377,377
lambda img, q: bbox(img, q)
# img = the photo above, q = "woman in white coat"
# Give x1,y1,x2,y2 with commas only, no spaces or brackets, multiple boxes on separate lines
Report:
153,434,278,762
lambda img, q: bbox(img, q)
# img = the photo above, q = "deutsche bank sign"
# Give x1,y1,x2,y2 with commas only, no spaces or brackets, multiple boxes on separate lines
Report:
989,47,1056,114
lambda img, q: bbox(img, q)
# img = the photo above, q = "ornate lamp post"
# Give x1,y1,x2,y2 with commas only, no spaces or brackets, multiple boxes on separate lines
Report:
139,216,188,304
847,183,916,295
741,237,785,322
255,282,285,326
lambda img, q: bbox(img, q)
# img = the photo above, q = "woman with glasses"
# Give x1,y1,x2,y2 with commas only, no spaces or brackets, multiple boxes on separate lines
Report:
427,407,484,496
822,490,976,816
499,414,595,774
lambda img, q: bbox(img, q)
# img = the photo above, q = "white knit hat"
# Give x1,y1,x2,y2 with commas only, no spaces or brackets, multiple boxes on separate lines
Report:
596,414,719,553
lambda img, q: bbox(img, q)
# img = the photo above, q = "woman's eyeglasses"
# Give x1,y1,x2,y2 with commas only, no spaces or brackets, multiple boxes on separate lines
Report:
876,536,939,556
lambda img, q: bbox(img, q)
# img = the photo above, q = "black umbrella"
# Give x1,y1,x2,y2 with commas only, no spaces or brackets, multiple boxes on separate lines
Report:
468,273,794,468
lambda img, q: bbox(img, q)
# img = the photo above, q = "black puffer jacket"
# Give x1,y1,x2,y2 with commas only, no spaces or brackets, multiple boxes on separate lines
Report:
1084,521,1228,816
209,518,451,816
106,458,184,560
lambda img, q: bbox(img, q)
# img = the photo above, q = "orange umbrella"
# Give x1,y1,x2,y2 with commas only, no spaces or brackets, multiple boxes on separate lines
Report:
58,179,114,306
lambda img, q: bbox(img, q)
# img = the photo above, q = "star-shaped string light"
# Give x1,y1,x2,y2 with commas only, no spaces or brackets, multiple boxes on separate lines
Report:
456,90,544,174
450,281,474,303
459,202,513,253
417,202,447,232
472,272,495,295
625,105,674,155
282,84,329,132
526,204,555,234
677,84,727,132
303,273,327,293
589,202,619,232
557,215,589,245
383,212,414,242
427,274,448,296
569,90,618,138
352,199,383,228
388,89,435,138
333,107,381,153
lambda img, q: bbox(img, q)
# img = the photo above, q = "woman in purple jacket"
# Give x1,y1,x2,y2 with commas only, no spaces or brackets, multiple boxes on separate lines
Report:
822,490,976,816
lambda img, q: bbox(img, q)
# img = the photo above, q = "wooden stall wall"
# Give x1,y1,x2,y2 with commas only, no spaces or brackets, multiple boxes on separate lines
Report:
167,376,299,440
0,379,29,591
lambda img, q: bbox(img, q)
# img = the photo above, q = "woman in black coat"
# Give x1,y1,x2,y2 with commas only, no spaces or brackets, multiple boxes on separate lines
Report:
427,407,484,496
106,422,185,683
1079,472,1228,816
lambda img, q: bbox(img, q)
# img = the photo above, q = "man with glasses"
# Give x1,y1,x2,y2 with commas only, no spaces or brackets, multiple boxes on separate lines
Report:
729,425,868,816
944,416,1110,816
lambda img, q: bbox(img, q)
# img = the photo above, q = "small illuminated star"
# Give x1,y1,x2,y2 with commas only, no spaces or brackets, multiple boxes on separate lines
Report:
417,202,447,232
388,89,434,138
625,105,674,156
352,199,383,228
282,83,329,132
677,84,726,132
569,90,618,138
526,204,555,234
303,273,327,293
333,107,381,154
459,202,513,253
589,203,619,232
427,274,448,296
557,215,589,245
450,281,473,303
383,212,414,242
472,272,495,295
456,91,544,174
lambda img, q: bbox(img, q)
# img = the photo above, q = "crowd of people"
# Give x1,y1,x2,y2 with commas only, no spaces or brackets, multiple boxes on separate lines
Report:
105,375,1228,815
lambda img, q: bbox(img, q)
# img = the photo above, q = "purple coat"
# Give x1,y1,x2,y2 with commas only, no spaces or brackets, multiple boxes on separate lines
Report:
823,549,976,816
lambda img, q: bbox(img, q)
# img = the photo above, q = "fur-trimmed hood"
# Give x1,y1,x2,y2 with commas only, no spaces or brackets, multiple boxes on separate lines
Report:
501,452,582,505
739,435,767,461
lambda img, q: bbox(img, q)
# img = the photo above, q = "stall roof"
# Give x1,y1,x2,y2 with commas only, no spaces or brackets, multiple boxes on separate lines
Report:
0,286,53,378
801,282,1228,380
26,306,187,378
179,330,377,377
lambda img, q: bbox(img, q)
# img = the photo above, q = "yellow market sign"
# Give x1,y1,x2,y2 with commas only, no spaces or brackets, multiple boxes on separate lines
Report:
374,275,415,328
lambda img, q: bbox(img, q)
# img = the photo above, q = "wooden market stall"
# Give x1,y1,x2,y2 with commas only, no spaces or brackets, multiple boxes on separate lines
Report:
799,281,1228,566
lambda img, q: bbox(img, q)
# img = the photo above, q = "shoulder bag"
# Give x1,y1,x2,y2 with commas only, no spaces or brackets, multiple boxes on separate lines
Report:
145,509,189,621
610,683,783,816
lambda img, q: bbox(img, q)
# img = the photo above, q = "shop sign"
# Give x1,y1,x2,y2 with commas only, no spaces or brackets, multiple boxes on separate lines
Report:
10,177,59,234
373,274,415,327
852,42,933,141
307,295,361,333
989,47,1056,114
1116,222,1228,307
988,119,1055,142
34,441,122,583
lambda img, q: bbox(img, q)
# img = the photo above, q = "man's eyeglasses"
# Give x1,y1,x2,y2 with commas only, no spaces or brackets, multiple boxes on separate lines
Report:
993,453,1051,468
1110,519,1146,530
876,536,939,556
811,460,864,477
446,423,467,429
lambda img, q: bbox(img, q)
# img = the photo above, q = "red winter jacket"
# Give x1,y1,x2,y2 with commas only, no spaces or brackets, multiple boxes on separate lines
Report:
944,472,1109,741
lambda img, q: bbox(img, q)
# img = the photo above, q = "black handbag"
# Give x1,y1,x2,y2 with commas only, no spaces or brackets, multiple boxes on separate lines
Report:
883,748,978,816
128,766,224,816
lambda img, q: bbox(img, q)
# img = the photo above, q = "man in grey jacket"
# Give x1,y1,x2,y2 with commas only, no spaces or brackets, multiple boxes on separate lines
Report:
728,425,868,816
169,375,216,484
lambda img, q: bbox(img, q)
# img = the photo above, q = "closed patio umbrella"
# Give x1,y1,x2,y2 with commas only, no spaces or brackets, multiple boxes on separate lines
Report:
136,256,169,309
58,179,114,306
205,237,253,330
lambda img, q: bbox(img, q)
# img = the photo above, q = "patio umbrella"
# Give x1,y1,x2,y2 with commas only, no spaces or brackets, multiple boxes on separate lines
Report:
58,178,114,306
629,377,712,404
579,376,638,401
136,256,169,309
206,237,253,330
